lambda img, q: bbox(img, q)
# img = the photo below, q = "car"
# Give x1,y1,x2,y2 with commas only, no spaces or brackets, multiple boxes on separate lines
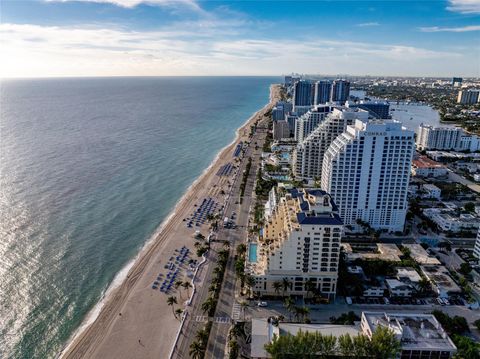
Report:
383,297,390,305
443,298,450,305
257,301,268,307
345,297,352,305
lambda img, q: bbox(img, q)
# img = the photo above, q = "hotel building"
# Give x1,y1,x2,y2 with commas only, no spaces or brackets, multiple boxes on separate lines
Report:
246,188,343,299
416,124,463,151
321,120,414,232
294,105,333,142
313,80,332,105
293,107,369,181
293,80,314,109
330,79,350,103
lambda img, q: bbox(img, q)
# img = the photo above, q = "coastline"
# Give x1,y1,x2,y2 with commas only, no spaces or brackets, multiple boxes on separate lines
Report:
59,83,282,359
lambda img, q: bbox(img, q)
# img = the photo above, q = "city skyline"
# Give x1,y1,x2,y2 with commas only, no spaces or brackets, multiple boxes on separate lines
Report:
1,0,480,78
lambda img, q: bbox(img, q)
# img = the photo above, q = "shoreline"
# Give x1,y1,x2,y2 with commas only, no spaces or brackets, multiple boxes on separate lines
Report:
59,83,281,359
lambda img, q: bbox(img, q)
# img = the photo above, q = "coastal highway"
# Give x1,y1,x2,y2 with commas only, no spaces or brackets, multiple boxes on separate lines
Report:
205,127,268,358
174,125,268,358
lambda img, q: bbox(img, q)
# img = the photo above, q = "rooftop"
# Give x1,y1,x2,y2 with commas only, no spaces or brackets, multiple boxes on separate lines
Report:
362,312,457,352
412,156,445,169
343,243,402,262
403,244,441,265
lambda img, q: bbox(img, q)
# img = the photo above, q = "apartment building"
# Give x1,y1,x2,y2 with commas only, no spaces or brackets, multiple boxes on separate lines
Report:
294,105,333,142
321,120,414,232
293,107,369,181
246,188,343,299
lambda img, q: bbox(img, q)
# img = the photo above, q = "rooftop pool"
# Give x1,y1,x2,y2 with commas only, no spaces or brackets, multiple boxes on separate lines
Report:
249,243,258,262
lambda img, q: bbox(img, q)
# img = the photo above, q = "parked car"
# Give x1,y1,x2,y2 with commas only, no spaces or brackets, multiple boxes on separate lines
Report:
257,301,268,307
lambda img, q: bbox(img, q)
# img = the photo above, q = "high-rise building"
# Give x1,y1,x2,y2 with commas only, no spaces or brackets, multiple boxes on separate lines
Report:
346,100,390,119
452,77,463,87
246,188,343,299
294,105,333,142
416,124,464,150
473,227,480,263
285,112,299,135
272,120,291,140
293,108,369,181
314,80,332,105
272,101,293,121
457,89,480,104
293,80,314,109
330,79,350,103
322,120,414,232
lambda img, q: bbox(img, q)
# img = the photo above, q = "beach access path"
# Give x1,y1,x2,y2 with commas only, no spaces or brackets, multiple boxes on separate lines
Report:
60,84,282,359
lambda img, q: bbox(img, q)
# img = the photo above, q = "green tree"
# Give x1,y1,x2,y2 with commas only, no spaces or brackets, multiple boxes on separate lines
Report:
166,296,177,317
201,297,216,315
182,281,192,297
464,202,476,212
189,341,205,359
175,308,183,321
281,277,292,297
369,326,401,358
195,328,209,347
283,297,295,321
459,262,472,276
272,281,282,296
452,335,480,359
304,278,316,299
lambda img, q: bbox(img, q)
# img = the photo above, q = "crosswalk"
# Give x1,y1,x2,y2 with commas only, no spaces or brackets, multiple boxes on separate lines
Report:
231,303,241,320
193,315,231,324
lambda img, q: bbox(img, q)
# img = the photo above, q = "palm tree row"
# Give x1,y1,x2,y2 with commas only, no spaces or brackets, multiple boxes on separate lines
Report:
265,326,401,359
166,296,184,321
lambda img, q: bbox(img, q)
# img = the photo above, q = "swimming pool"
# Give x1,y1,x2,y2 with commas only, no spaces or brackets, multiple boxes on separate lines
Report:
249,243,258,262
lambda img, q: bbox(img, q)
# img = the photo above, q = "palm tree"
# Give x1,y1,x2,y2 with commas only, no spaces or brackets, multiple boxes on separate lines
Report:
195,328,209,347
201,297,216,315
182,281,192,297
166,296,177,317
175,308,183,321
281,277,292,297
245,275,256,297
240,301,248,321
272,281,282,297
284,297,295,321
304,279,316,299
189,341,205,359
417,278,431,295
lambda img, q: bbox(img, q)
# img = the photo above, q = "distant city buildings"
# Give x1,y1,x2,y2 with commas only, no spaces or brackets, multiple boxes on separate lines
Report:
322,120,414,232
452,77,462,87
293,107,369,181
246,188,343,299
457,89,480,104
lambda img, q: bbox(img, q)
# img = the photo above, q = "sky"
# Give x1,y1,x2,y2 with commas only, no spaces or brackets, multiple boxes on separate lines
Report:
0,0,479,77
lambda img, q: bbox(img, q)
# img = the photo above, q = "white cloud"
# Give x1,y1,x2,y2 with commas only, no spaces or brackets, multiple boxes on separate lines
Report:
419,25,480,32
447,0,480,14
356,22,380,27
0,23,475,78
46,0,202,11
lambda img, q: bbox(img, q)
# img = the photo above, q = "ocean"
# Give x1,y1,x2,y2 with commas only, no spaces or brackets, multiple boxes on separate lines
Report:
0,76,279,359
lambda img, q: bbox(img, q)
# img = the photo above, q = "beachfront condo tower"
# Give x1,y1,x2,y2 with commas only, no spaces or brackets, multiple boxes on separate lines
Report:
330,79,350,103
294,105,333,142
314,80,332,105
321,120,414,232
246,188,343,300
293,107,369,182
293,80,314,109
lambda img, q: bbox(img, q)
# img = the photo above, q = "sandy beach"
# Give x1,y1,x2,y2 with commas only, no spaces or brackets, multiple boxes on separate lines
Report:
60,84,282,359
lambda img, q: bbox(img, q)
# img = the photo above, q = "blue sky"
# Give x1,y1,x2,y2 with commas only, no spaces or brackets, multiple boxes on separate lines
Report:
1,0,479,77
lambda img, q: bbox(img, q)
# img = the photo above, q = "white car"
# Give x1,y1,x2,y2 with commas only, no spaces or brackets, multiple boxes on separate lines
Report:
257,301,268,307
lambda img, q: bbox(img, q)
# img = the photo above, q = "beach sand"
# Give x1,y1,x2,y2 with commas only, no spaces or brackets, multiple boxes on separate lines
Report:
60,84,283,359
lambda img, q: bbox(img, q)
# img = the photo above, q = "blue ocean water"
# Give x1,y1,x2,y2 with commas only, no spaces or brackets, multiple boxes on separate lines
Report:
0,76,278,359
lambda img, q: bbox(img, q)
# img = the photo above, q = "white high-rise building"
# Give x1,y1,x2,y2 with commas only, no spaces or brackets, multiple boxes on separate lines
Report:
416,124,463,150
457,89,480,104
322,120,414,232
294,105,333,142
293,108,369,181
246,188,343,299
473,227,480,263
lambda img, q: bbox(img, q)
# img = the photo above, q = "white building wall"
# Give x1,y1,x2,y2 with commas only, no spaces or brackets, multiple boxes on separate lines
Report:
321,120,414,232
